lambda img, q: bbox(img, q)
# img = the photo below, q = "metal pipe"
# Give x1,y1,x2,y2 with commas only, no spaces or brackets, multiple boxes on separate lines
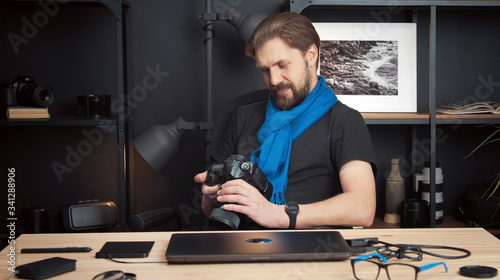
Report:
205,0,213,163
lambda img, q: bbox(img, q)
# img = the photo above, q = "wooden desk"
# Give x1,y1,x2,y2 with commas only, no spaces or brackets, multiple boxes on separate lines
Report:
369,216,467,229
1,228,499,279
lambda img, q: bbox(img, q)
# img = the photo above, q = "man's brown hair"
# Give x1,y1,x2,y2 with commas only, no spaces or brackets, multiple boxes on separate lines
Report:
245,12,321,68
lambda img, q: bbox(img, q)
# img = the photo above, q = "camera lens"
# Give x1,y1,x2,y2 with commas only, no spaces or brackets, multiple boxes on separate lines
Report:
93,270,124,280
16,84,54,107
37,89,52,104
209,207,240,230
32,86,54,107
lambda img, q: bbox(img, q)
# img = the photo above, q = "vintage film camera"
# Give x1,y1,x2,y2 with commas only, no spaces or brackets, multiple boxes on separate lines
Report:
206,154,273,230
0,75,54,109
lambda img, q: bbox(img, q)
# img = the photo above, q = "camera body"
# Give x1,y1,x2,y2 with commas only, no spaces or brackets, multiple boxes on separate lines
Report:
0,75,54,109
206,154,273,230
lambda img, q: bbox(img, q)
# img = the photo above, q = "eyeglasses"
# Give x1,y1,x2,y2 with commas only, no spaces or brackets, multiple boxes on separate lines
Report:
351,253,448,280
92,270,137,280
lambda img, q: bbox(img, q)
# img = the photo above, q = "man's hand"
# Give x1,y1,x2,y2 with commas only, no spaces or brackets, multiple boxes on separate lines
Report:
195,171,221,217
216,179,288,229
196,172,288,228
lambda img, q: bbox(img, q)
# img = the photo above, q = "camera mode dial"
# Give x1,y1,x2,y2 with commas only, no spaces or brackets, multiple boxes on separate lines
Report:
240,162,251,171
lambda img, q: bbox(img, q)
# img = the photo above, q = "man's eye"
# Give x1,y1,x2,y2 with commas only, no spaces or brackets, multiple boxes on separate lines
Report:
279,64,287,69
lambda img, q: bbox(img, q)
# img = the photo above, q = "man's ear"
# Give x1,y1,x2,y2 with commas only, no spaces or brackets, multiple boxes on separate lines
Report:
307,44,318,69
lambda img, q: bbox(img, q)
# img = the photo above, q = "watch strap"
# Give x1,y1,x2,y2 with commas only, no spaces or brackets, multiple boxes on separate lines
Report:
286,202,299,229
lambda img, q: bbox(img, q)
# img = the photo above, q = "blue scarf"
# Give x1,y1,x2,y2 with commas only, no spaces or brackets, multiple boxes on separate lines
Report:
250,75,337,205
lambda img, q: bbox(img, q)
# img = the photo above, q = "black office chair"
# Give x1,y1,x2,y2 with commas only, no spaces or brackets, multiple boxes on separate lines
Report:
210,88,270,159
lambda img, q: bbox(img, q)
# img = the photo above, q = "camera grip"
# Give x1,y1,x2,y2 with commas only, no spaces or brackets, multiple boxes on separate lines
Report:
205,172,218,186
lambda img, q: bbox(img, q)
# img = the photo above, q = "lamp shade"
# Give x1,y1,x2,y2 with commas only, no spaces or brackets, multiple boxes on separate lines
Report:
227,8,268,44
133,116,186,172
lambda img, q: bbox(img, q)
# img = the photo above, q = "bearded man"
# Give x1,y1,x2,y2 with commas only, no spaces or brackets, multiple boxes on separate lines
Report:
195,12,377,230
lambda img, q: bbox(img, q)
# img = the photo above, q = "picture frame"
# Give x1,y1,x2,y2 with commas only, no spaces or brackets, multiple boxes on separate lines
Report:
313,22,417,112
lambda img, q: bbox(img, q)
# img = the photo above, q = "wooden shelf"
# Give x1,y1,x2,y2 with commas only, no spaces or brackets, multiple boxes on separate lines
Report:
436,113,500,124
361,112,500,125
361,112,429,125
0,116,125,127
436,113,500,120
361,112,429,120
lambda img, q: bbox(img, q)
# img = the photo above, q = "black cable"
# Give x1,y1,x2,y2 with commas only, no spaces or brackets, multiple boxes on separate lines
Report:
398,243,472,259
376,242,423,261
108,258,168,264
349,239,471,260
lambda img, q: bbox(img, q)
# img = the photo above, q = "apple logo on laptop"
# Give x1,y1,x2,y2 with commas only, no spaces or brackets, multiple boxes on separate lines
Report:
245,238,272,244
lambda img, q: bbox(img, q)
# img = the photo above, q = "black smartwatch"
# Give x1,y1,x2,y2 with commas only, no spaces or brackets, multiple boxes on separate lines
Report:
285,202,299,229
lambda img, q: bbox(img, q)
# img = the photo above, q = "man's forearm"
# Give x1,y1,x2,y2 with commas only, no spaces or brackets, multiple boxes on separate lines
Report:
295,193,376,229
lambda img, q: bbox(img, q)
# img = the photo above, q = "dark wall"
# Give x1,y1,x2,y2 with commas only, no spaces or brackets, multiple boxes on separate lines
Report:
1,1,499,234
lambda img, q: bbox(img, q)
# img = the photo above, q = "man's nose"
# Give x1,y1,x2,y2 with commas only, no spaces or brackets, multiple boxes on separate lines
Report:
270,68,283,86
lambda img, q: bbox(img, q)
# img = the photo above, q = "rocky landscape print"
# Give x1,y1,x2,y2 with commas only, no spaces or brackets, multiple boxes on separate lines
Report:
319,40,398,96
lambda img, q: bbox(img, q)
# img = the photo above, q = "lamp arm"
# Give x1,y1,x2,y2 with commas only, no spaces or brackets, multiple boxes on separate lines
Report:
177,120,214,131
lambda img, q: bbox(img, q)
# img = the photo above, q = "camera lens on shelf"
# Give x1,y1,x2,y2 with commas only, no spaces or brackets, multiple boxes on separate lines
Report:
0,75,54,108
18,84,54,107
77,94,111,118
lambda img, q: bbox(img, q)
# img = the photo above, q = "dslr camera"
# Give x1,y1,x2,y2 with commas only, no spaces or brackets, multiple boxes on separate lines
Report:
0,75,54,109
206,154,273,230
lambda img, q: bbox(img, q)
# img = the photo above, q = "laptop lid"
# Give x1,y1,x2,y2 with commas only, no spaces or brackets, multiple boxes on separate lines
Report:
165,230,351,264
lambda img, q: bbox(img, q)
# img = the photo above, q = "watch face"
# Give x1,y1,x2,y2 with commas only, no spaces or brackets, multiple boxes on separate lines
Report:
287,202,299,213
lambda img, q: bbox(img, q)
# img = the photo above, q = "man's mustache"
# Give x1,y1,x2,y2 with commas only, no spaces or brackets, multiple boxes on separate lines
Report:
271,82,293,91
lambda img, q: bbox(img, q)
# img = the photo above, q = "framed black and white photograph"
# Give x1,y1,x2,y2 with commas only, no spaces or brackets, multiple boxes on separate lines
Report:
313,22,417,112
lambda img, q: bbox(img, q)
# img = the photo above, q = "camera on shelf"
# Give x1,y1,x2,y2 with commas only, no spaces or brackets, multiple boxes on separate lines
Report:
206,154,273,230
0,75,54,109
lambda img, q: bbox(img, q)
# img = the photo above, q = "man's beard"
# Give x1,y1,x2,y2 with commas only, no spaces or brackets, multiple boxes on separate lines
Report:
271,62,312,110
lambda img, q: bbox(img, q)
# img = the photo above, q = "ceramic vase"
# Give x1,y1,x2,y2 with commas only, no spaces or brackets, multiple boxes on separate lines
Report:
384,158,405,224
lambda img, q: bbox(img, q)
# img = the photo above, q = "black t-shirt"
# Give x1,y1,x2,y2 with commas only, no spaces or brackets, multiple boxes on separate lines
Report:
211,100,376,205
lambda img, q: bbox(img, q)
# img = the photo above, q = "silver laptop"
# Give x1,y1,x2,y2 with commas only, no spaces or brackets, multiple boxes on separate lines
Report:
165,230,351,263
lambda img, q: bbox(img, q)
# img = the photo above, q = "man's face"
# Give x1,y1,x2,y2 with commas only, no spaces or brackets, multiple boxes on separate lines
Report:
255,37,317,110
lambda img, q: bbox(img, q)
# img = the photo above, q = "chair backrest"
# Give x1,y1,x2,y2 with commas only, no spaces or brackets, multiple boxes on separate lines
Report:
210,88,270,161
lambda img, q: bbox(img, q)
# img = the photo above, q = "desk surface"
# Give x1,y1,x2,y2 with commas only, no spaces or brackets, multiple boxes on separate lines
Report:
1,228,499,279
